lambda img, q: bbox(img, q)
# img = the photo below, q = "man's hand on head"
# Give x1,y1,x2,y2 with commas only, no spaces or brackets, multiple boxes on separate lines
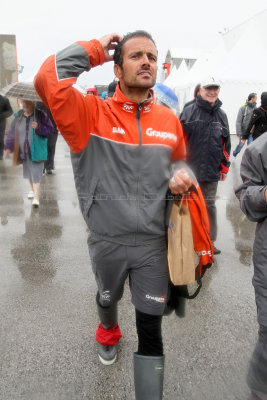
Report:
169,169,191,195
99,33,123,62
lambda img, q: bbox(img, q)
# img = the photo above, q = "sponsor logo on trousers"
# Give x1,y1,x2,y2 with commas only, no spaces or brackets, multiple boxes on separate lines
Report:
146,294,166,303
100,291,111,301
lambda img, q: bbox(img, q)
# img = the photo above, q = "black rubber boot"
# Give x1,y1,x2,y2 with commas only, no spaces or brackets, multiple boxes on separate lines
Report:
96,294,118,365
134,352,164,400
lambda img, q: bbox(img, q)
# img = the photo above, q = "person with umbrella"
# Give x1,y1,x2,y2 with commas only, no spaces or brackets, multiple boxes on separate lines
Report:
4,100,54,207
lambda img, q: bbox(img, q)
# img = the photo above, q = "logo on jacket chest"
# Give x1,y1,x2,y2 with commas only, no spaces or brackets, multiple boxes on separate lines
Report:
146,127,177,143
122,102,135,113
112,127,125,134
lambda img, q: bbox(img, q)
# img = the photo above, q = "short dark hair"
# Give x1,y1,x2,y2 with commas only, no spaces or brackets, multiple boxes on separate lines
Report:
248,93,257,101
113,30,157,67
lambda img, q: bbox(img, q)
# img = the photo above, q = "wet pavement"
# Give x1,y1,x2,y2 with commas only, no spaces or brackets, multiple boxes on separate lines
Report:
0,135,258,400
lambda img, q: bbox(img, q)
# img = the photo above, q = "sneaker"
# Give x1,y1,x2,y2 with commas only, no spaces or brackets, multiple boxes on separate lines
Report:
46,169,52,174
212,243,221,255
98,343,117,365
32,199,39,207
28,191,34,199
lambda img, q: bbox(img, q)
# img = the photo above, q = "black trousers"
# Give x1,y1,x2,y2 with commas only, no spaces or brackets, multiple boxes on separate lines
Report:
44,132,58,170
135,309,163,356
199,181,218,242
0,119,6,158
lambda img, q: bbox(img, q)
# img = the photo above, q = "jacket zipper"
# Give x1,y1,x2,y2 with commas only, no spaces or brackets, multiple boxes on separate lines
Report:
135,104,143,241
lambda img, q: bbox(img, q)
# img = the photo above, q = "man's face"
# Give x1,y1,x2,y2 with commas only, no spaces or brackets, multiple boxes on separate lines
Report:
200,86,220,105
251,95,257,103
115,37,158,90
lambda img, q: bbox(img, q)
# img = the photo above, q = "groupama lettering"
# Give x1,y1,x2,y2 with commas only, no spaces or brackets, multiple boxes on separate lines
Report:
146,128,177,142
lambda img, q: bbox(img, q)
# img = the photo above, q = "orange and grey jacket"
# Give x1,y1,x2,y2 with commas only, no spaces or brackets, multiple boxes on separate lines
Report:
34,39,186,245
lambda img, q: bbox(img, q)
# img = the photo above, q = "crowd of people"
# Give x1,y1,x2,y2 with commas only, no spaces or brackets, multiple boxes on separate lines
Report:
0,30,267,400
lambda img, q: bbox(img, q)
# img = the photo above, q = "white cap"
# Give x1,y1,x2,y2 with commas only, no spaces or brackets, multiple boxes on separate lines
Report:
201,77,221,89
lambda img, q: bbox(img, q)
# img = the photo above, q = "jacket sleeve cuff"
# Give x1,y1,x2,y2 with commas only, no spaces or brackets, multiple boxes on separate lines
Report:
76,39,106,67
220,164,229,173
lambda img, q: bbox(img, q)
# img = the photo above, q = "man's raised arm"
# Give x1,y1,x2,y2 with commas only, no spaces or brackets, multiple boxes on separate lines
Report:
34,33,121,153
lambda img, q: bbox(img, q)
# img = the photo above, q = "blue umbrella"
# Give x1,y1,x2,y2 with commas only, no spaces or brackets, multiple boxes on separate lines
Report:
153,83,178,109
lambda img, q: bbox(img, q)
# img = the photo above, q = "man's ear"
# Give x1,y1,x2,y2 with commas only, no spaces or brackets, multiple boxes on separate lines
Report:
114,64,122,80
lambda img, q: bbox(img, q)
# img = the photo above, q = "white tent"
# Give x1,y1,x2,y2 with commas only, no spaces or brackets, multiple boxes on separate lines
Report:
165,9,267,133
164,61,191,114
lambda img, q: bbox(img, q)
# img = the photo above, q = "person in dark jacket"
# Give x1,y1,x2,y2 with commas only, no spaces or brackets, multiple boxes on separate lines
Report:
235,132,267,400
242,92,267,143
0,95,13,160
36,102,59,174
180,78,231,254
233,93,257,157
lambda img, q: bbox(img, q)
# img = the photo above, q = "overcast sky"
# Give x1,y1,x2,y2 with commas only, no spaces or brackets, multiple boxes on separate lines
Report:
1,0,266,88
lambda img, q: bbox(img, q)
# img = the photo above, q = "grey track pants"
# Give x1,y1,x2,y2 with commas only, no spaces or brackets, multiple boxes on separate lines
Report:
87,234,169,316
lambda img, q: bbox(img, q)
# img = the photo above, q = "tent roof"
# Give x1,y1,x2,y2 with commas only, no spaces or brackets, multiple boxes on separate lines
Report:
170,9,267,87
165,48,202,63
164,60,190,88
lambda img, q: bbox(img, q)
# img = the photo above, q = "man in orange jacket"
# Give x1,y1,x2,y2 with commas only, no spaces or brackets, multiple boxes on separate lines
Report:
34,31,191,399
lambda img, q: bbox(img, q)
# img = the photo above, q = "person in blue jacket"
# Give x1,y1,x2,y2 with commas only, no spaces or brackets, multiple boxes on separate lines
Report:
4,100,54,207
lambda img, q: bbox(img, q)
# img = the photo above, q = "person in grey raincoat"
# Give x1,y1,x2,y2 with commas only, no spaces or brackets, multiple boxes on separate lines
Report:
232,93,257,157
235,132,267,400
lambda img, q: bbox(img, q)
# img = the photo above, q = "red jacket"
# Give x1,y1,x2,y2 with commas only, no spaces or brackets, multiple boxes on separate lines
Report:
34,40,186,244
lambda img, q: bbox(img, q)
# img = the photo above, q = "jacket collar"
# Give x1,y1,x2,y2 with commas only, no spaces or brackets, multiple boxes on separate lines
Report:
112,84,154,114
196,95,222,113
14,109,23,118
247,101,256,109
14,109,35,118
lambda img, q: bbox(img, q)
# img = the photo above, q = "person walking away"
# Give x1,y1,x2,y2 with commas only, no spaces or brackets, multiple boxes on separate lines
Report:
241,92,267,145
4,100,54,207
36,102,59,174
34,30,191,399
235,132,267,400
233,93,257,157
0,95,13,160
180,78,231,255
